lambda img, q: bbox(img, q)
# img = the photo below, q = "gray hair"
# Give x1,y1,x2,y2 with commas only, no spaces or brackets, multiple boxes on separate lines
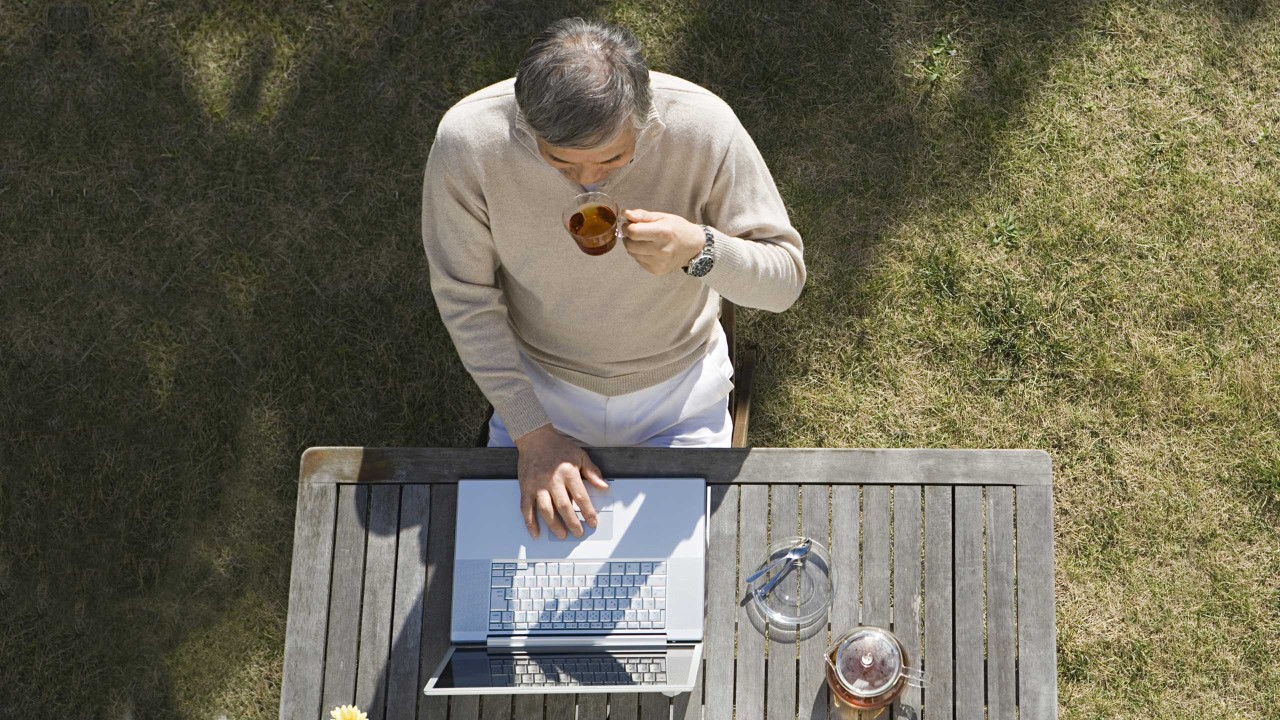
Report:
514,18,652,149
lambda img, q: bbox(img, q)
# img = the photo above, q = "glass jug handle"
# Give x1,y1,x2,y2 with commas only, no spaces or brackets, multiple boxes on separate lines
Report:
903,666,927,688
824,635,849,678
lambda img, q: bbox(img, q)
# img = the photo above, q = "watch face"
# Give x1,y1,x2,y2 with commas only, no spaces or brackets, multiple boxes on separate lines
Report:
688,254,713,277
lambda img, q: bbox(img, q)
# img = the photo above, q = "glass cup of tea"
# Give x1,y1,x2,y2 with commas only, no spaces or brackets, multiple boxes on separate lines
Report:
562,192,628,256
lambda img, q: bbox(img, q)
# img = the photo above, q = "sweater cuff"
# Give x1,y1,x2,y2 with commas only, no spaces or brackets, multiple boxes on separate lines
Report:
495,386,552,440
703,228,750,283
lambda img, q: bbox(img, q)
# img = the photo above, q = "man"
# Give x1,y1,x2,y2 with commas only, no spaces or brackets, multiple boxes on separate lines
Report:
421,18,804,541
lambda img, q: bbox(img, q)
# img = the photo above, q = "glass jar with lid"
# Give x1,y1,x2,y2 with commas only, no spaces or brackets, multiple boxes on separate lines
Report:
825,625,926,712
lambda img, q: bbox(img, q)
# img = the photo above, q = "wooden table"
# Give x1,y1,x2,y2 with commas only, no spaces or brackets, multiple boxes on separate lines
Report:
279,447,1057,720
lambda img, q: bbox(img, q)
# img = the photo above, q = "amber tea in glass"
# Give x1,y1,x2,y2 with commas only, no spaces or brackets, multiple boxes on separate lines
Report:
563,192,623,255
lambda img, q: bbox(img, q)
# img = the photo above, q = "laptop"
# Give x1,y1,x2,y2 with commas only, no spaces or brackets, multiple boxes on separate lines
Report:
423,477,707,697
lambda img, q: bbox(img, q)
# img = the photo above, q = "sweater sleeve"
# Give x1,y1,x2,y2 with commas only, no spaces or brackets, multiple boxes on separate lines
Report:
421,126,551,439
700,123,806,312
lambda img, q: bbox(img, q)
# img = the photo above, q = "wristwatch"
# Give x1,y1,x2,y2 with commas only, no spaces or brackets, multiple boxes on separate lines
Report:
684,225,716,278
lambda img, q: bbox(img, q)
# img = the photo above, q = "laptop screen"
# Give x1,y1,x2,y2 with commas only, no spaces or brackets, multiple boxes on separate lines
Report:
432,646,700,690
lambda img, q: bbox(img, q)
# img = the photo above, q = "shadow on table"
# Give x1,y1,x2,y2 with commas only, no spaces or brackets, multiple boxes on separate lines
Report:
356,448,745,719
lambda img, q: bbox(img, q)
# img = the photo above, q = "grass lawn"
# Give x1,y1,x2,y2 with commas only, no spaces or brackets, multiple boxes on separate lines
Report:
2,0,1278,717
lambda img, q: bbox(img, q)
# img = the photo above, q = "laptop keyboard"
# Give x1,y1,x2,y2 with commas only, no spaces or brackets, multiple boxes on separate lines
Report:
488,560,668,633
489,654,668,686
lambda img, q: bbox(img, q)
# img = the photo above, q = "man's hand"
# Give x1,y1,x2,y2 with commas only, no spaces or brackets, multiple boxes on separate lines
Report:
514,424,609,540
621,209,706,276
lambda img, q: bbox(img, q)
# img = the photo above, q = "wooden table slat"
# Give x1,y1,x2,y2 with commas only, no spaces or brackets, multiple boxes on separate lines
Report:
355,485,401,714
384,485,430,720
640,690,670,720
321,485,371,711
827,485,859,719
703,484,739,720
953,487,984,719
418,484,458,720
610,694,638,720
577,693,607,720
734,484,769,719
1017,485,1058,720
766,484,800,720
300,447,1053,487
798,485,831,720
923,486,954,720
450,695,479,720
862,486,890,629
544,694,575,720
987,487,1016,719
513,694,543,720
280,482,338,720
892,485,923,720
481,694,512,719
829,486,860,633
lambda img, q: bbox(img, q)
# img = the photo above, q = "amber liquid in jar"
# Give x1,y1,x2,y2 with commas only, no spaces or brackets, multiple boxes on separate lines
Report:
825,645,906,711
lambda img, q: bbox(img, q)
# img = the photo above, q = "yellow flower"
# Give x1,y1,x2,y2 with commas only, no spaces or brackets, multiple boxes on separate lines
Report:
329,705,368,720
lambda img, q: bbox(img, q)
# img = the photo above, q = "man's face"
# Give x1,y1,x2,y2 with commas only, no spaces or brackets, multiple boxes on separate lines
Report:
535,124,637,186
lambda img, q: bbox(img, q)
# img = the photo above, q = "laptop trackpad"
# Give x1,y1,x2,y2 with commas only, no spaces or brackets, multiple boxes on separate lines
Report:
561,506,613,541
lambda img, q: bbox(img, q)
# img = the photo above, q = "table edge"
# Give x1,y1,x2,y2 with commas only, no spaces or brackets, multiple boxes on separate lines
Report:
297,447,1053,487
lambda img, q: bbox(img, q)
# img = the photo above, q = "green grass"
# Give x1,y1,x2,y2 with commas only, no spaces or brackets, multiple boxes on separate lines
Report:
2,0,1278,717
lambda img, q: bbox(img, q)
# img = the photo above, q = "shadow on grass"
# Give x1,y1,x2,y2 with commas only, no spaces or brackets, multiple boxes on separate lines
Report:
649,1,1127,444
690,0,1274,446
0,0,587,717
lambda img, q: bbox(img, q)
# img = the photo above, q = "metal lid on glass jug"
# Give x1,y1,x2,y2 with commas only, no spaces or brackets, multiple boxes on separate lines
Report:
835,627,902,697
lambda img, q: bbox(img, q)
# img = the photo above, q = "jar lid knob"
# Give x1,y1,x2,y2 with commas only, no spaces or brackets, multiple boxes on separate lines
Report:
834,627,905,698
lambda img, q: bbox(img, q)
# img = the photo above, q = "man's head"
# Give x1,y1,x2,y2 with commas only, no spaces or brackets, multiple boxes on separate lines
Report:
515,18,651,186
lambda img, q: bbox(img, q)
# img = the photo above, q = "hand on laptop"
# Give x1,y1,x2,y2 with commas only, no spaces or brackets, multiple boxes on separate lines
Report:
514,424,608,540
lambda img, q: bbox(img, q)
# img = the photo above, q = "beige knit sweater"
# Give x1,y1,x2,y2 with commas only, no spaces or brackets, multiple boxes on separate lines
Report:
421,72,805,439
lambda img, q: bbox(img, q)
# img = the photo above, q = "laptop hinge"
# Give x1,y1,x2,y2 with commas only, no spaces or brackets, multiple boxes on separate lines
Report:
486,634,667,650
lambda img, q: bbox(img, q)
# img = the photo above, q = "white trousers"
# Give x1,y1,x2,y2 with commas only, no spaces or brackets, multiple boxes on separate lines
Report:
487,325,735,448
